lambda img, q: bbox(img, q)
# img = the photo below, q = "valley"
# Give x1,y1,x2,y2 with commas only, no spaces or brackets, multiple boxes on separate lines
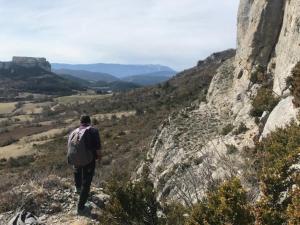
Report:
1,0,300,224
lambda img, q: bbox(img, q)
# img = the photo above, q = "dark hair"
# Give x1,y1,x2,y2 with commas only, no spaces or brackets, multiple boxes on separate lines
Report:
80,115,91,124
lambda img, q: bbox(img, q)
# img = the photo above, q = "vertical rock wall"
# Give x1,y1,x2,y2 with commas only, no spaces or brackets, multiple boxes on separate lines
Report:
136,0,300,203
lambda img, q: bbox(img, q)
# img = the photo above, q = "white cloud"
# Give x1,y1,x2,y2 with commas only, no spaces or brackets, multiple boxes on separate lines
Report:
0,0,239,70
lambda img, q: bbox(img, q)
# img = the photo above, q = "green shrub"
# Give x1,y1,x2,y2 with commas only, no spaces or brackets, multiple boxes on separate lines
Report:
221,123,234,135
250,66,265,84
290,62,300,107
136,107,145,116
92,118,99,125
0,191,23,213
185,178,254,225
250,87,279,117
233,122,248,135
6,155,35,168
286,187,300,225
251,123,300,225
101,177,160,225
226,144,238,155
162,202,188,225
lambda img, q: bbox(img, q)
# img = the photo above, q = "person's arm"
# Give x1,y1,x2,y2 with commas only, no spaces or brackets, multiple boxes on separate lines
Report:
93,128,102,160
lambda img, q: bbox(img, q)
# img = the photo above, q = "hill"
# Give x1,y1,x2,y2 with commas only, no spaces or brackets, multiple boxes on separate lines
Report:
0,57,84,97
51,62,176,78
1,0,300,224
56,73,141,92
53,68,119,82
121,71,175,86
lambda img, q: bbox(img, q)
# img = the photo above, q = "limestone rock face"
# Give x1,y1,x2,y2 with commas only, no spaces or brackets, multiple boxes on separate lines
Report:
0,56,51,72
271,0,300,95
136,0,300,203
137,57,259,203
236,0,300,96
237,0,285,69
12,56,51,72
0,62,12,70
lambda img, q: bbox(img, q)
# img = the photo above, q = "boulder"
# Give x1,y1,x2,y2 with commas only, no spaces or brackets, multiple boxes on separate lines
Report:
261,96,300,138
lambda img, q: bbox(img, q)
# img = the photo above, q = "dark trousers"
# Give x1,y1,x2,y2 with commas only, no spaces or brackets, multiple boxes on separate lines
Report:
74,160,96,210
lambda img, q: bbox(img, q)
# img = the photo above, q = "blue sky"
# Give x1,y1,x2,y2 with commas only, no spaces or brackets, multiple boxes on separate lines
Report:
0,0,239,70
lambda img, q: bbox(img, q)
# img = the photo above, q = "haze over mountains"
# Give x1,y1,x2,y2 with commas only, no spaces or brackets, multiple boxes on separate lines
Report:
53,69,119,83
52,62,176,86
52,63,175,77
0,57,176,98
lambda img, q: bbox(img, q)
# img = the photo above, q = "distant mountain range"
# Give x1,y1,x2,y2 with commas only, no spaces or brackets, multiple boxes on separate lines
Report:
122,71,174,86
53,69,119,83
0,58,177,98
52,63,176,86
51,63,176,78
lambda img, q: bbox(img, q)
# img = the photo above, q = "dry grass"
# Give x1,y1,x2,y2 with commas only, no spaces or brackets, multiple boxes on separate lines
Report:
55,94,112,105
18,102,52,114
93,110,135,120
0,102,17,114
0,143,34,159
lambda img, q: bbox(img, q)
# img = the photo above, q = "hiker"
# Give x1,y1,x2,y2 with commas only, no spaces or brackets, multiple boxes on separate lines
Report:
67,115,101,214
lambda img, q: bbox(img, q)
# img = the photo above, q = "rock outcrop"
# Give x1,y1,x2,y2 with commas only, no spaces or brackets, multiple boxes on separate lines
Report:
0,175,110,225
0,56,51,72
137,55,258,203
235,0,300,96
137,0,300,203
261,96,300,138
0,56,84,96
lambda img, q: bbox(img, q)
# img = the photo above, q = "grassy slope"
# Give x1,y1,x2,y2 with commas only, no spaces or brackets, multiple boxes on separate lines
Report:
0,50,235,209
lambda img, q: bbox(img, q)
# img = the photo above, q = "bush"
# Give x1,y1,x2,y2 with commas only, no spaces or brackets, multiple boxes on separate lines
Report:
251,123,300,225
226,144,238,155
0,191,23,213
185,178,254,225
101,177,160,225
250,87,279,117
92,118,99,125
233,122,248,135
250,65,265,84
6,155,35,168
286,187,300,224
221,123,234,135
162,202,188,225
290,62,300,107
136,107,145,116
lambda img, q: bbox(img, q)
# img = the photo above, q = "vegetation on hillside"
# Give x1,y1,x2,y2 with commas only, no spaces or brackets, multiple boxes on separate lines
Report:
97,122,300,225
250,87,279,117
290,62,300,107
0,66,85,96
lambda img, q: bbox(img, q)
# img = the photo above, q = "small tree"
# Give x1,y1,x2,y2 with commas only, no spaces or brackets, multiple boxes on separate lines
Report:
101,177,160,225
185,178,254,225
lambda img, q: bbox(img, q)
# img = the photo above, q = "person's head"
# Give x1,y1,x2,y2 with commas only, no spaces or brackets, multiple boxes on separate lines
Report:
80,114,91,125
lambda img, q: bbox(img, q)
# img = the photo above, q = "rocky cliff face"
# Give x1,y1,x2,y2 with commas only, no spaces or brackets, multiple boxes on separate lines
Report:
235,0,300,135
137,0,300,203
0,57,51,72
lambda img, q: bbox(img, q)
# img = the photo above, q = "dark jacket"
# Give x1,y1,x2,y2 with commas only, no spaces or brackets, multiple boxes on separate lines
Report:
80,125,101,159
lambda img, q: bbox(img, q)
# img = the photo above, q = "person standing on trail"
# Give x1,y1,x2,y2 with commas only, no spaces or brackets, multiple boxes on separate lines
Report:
67,114,101,214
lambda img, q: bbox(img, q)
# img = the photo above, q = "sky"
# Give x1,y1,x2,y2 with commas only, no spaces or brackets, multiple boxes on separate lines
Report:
0,0,239,71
